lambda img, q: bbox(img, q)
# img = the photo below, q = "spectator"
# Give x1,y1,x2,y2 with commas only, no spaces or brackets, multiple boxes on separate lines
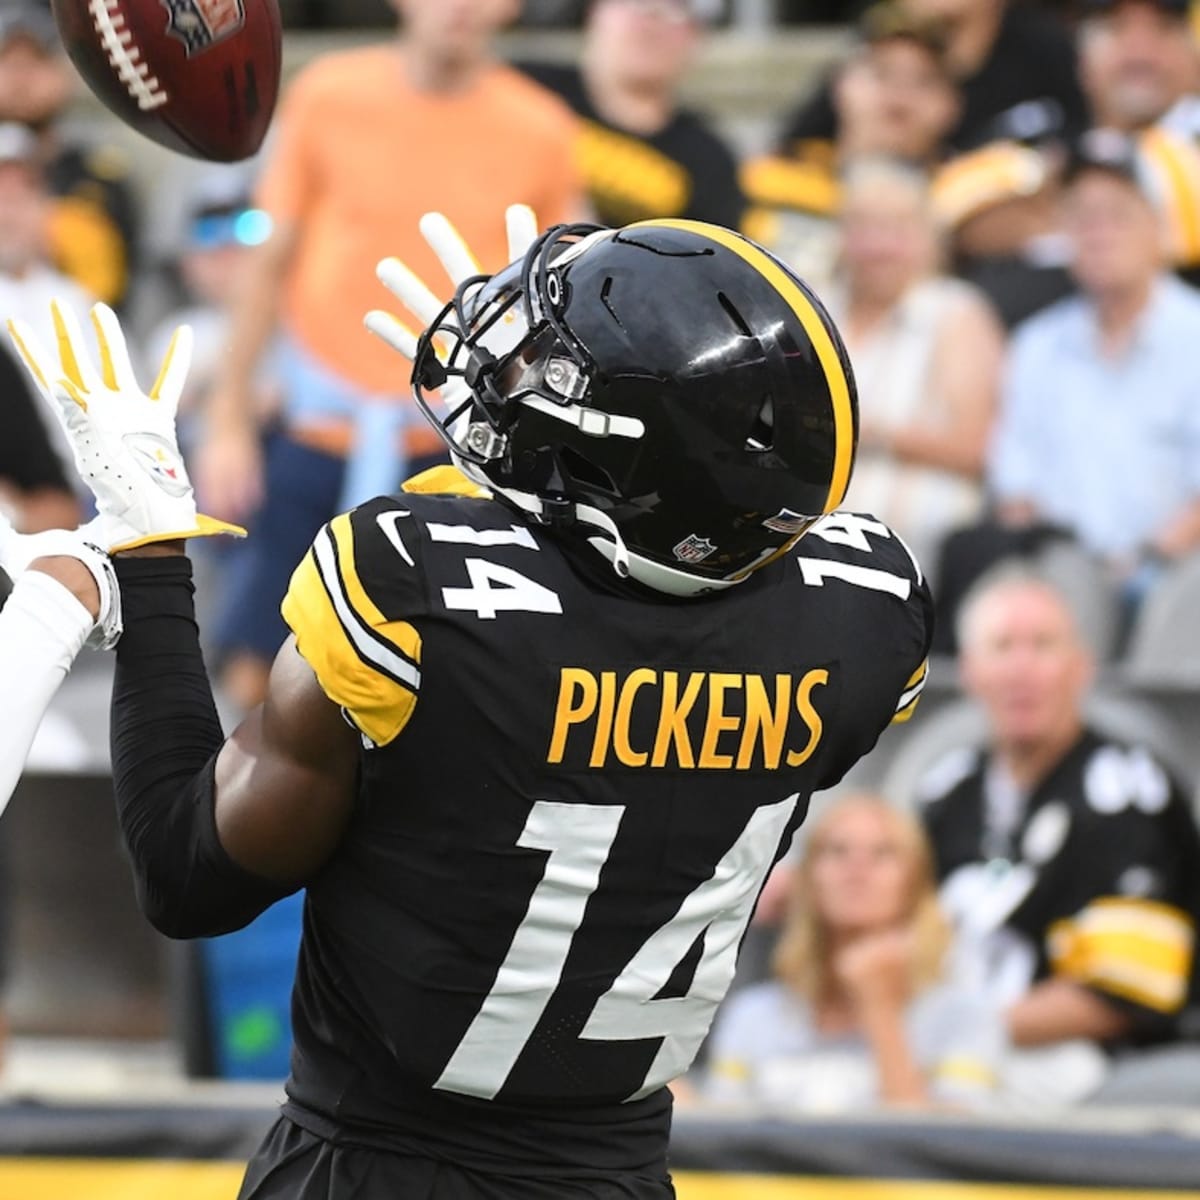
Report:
195,0,584,711
1079,0,1198,136
922,569,1200,1098
145,178,282,444
826,157,1002,576
522,0,745,229
0,3,138,309
707,794,1003,1113
0,121,93,333
988,130,1200,608
143,178,283,647
744,3,960,284
932,119,1077,330
780,0,1088,160
0,118,89,532
1077,0,1200,281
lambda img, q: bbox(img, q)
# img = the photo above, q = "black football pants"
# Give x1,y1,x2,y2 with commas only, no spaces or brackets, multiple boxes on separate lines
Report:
238,1116,677,1200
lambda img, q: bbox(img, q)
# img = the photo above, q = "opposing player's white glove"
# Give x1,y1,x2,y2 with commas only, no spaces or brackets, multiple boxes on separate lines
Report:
0,512,121,648
364,204,540,395
7,301,246,553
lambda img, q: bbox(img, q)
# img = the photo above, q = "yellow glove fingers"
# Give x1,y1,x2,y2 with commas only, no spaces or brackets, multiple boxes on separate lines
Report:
148,324,194,413
90,303,139,393
376,257,447,328
50,300,101,395
506,204,539,264
8,318,89,439
364,309,421,363
420,212,482,289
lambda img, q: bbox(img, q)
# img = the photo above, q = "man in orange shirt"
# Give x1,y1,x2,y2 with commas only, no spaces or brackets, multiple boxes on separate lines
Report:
196,0,583,708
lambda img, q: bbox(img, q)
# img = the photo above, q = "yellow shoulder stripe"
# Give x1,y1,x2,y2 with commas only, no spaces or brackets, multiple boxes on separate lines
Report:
281,517,423,748
578,120,691,220
1048,897,1195,1013
1139,127,1200,265
891,659,929,724
740,155,841,216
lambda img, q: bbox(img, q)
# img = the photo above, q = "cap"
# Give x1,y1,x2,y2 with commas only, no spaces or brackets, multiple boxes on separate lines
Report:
0,4,59,52
1079,0,1189,14
0,121,40,165
933,141,1053,229
858,2,952,69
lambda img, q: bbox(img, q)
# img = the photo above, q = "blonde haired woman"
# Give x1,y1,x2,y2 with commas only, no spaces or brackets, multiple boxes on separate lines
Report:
707,795,1003,1112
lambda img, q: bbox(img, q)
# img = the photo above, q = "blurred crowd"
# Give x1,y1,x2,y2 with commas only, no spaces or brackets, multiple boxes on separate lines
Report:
3,0,1200,1114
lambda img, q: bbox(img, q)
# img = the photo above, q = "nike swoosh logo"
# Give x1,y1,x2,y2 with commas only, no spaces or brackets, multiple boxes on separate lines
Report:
377,510,414,567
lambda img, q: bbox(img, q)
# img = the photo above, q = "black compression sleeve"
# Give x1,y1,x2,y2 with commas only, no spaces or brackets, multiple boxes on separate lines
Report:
112,556,292,938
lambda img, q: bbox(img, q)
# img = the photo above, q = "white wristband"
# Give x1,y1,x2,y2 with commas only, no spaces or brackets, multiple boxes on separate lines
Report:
13,530,122,649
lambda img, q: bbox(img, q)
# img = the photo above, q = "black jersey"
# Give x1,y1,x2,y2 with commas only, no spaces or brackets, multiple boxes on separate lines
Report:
279,468,931,1173
520,63,747,231
922,729,1200,1037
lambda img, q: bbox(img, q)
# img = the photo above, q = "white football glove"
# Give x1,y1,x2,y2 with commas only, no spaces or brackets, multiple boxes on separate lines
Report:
7,301,246,553
364,204,541,404
0,512,122,648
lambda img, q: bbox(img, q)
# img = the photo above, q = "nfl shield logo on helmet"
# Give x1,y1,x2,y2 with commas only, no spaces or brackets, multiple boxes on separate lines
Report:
159,0,246,56
762,508,813,535
672,534,717,564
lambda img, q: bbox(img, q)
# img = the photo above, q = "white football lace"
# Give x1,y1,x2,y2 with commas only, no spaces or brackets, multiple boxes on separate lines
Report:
88,0,169,112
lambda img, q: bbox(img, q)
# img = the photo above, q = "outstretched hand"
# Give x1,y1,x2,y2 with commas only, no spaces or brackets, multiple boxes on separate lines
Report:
364,203,540,386
7,302,245,554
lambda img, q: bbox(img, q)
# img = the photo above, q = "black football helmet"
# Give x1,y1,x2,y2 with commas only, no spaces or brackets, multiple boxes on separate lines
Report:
412,219,858,596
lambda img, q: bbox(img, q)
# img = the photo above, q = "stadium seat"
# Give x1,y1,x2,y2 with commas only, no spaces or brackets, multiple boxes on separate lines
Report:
1087,1044,1200,1108
1123,553,1200,686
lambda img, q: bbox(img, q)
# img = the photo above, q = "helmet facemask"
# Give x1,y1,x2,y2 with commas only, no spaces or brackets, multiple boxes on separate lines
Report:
412,224,647,578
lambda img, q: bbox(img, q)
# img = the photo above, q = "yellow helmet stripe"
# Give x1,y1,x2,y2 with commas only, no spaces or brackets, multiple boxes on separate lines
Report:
627,218,855,511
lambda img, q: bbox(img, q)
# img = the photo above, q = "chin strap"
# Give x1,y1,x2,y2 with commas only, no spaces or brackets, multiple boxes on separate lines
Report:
576,503,631,579
463,467,633,581
452,456,752,595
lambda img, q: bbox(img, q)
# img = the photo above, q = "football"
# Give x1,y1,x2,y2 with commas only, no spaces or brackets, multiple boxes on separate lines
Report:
51,0,282,162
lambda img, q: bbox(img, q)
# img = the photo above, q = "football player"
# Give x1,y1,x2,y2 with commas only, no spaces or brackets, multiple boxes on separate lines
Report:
4,209,931,1198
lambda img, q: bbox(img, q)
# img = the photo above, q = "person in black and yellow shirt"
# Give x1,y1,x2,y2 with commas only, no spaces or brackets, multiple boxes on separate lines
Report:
522,0,745,230
1078,0,1200,284
920,570,1200,1097
0,4,137,309
783,0,1087,162
743,3,960,286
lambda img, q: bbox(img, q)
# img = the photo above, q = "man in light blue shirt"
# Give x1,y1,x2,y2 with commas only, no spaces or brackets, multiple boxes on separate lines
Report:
989,130,1200,578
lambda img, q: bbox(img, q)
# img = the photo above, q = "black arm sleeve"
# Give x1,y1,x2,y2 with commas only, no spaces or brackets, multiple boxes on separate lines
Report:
111,556,293,939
